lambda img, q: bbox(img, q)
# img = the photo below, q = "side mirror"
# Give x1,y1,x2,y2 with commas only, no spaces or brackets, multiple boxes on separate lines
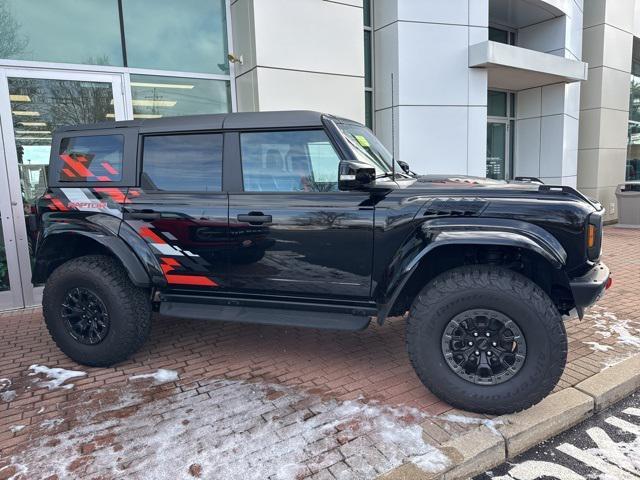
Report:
338,160,376,191
398,160,412,175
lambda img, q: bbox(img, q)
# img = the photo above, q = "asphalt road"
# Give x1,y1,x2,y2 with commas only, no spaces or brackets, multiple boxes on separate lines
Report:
475,391,640,480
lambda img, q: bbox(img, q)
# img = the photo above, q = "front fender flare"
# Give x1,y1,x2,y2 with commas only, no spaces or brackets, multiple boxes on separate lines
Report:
377,218,567,323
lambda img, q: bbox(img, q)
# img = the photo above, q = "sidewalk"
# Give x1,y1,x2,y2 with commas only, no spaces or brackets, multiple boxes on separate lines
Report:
0,227,638,479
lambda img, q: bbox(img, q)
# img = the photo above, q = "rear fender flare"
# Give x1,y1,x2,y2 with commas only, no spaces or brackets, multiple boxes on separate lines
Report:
32,215,160,287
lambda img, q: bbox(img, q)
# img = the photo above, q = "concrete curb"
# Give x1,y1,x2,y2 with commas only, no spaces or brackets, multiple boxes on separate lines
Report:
574,355,640,412
378,353,640,480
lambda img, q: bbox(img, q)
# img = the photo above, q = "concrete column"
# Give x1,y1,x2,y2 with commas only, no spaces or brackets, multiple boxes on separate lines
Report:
230,0,365,122
514,1,584,187
373,0,489,176
578,0,635,221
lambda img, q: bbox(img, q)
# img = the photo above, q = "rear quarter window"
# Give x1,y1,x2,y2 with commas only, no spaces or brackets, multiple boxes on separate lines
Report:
58,135,124,182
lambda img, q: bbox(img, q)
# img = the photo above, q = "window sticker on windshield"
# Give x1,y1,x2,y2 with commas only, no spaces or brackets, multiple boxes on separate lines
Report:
354,135,370,148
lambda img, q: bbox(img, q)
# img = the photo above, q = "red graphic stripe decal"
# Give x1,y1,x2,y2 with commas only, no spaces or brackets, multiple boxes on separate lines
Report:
50,198,69,211
94,187,129,203
140,226,166,244
160,257,217,287
60,154,94,178
101,162,119,175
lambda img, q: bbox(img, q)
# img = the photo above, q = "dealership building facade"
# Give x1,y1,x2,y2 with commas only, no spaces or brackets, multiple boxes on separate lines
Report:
0,0,637,310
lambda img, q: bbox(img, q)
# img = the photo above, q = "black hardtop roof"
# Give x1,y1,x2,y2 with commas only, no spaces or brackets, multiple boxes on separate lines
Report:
54,110,357,134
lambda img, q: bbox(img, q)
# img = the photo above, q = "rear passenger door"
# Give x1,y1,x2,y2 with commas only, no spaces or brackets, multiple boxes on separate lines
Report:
227,129,374,298
123,132,229,289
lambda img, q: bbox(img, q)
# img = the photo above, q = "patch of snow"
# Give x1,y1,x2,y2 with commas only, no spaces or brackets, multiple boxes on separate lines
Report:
0,378,11,390
40,418,64,430
439,413,505,436
37,407,45,414
130,369,179,384
4,379,449,479
29,365,86,390
10,425,25,433
1,390,16,403
584,341,613,352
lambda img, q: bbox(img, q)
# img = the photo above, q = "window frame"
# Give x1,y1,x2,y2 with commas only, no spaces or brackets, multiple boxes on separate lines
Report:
137,130,225,194
49,127,138,188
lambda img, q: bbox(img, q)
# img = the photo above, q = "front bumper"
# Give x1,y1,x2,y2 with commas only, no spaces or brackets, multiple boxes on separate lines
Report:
570,262,610,318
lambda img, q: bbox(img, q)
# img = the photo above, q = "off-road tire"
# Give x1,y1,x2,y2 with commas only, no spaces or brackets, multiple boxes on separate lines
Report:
43,255,151,367
406,265,567,415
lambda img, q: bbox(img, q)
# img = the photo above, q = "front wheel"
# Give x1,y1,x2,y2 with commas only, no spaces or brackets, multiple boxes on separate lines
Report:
406,266,567,415
43,255,151,367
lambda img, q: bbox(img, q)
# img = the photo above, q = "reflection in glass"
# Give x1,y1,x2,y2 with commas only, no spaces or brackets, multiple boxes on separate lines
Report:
142,134,223,192
241,130,341,192
487,122,507,180
627,38,640,181
0,0,123,66
0,215,9,292
8,77,116,278
364,30,372,88
130,75,230,119
365,91,373,129
488,90,507,117
122,0,229,75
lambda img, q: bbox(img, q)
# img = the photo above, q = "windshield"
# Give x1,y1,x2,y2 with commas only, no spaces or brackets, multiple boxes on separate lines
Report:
336,123,404,177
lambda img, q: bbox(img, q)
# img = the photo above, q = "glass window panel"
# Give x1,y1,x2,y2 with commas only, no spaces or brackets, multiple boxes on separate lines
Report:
142,134,223,191
122,0,229,75
59,135,124,182
130,75,230,119
0,0,123,66
627,39,640,180
0,215,9,292
487,122,506,180
364,0,371,26
241,130,340,192
365,91,373,129
489,27,509,44
8,77,117,279
488,90,507,117
364,30,372,89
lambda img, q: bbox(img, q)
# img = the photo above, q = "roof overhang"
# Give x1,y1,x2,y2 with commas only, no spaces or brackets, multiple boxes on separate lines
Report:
469,41,588,90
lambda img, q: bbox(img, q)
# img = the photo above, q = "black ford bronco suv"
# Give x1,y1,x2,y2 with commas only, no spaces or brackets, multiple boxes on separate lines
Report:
33,111,611,414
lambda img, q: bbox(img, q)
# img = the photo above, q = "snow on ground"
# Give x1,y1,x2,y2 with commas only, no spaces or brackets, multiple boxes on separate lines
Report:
583,306,640,366
6,378,450,480
439,413,504,436
9,425,25,433
0,390,16,403
584,341,614,353
29,364,87,390
130,368,179,384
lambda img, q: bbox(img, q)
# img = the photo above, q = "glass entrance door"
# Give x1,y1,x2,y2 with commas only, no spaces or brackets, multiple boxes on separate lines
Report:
0,69,127,310
487,122,507,180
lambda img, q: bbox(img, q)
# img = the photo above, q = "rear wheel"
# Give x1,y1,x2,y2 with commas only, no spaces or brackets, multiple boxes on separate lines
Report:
406,265,567,415
43,255,151,367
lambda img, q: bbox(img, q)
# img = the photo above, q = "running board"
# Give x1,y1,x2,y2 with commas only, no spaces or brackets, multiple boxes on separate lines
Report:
159,301,372,331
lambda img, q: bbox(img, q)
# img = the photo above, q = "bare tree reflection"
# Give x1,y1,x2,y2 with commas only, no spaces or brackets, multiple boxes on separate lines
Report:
0,0,28,58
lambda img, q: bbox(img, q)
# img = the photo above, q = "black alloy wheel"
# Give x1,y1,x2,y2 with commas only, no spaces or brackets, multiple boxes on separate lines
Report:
441,309,527,385
61,287,110,345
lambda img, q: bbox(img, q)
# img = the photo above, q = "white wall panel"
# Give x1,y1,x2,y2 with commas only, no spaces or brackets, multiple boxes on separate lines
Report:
468,106,488,177
516,88,542,119
397,22,470,106
396,0,469,25
255,68,365,122
397,106,468,174
515,117,542,177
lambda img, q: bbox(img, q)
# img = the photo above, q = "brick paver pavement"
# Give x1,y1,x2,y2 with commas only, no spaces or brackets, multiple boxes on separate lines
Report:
0,227,638,479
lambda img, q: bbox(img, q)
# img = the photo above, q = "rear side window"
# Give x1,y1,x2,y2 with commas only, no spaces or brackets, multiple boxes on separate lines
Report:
141,133,223,192
240,130,341,192
58,135,124,182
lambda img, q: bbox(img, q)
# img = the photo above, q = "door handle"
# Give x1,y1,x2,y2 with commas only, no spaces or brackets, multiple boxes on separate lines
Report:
124,210,161,220
237,213,272,225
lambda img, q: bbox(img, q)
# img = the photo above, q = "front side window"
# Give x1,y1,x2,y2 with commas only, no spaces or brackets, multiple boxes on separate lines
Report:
241,130,341,192
142,134,223,191
58,135,123,182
